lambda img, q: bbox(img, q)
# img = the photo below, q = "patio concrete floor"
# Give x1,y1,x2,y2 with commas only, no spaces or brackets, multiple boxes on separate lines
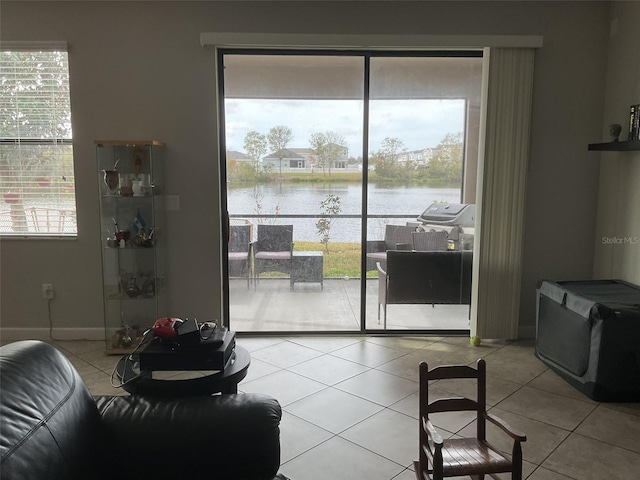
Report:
229,278,471,333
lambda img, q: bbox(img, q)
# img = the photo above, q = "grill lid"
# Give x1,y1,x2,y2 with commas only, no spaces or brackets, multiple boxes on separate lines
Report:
418,203,476,227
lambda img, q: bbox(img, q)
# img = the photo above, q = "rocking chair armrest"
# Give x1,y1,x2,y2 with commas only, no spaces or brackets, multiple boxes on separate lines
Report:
422,417,443,446
376,261,387,276
484,412,527,442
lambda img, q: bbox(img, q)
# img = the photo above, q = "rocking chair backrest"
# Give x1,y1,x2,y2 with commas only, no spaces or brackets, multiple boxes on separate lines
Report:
421,359,487,441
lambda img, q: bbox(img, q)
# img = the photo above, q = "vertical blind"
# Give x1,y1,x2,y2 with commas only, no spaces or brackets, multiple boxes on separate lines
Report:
0,49,77,236
472,47,536,339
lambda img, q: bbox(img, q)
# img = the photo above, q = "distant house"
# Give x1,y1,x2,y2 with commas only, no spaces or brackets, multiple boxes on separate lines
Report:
327,143,349,170
259,145,350,173
290,148,317,167
263,148,307,171
397,147,438,167
303,144,349,171
226,150,253,164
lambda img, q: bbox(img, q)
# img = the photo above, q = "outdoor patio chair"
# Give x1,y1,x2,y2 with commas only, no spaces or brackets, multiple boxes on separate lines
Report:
29,207,77,234
415,359,526,480
366,224,416,271
376,250,473,328
411,230,449,251
228,224,252,288
252,224,294,287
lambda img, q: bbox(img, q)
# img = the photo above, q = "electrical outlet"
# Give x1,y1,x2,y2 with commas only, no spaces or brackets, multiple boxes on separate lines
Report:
42,283,55,299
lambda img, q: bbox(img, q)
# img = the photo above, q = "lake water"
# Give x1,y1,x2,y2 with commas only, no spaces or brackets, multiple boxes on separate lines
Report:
228,183,461,242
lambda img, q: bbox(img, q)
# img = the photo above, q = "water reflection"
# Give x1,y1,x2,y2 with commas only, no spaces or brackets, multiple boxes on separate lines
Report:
228,183,460,242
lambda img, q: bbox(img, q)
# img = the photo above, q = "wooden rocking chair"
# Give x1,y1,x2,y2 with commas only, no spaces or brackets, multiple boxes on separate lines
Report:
415,359,526,480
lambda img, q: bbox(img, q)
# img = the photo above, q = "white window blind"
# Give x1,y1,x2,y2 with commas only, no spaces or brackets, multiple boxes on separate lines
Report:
0,49,77,236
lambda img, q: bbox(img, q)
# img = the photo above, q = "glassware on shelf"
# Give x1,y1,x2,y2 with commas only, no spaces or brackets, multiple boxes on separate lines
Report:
126,276,141,298
103,170,119,195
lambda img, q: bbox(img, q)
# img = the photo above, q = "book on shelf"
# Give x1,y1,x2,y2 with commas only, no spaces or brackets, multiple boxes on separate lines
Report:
629,104,640,141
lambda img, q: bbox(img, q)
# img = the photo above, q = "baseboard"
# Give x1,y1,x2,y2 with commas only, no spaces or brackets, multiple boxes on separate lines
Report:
0,328,105,342
0,326,536,342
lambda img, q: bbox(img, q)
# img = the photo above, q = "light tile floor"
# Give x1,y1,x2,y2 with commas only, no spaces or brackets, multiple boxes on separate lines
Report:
39,335,640,480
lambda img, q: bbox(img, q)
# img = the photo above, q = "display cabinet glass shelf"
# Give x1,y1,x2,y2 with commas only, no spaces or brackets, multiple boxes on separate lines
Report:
96,140,167,354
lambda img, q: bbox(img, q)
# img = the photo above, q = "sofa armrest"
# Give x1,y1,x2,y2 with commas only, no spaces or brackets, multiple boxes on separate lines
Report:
95,393,281,480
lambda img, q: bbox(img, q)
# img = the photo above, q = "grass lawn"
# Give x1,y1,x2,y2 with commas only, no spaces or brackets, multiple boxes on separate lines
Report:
294,241,375,278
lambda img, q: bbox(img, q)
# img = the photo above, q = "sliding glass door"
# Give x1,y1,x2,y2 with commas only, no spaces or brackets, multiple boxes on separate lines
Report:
218,50,482,334
365,54,483,332
221,53,365,332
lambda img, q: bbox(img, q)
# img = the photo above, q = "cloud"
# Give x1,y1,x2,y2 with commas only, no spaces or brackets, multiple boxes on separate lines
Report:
224,98,464,156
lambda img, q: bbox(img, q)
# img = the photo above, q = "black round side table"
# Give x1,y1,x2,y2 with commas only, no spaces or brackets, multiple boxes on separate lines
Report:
115,345,251,397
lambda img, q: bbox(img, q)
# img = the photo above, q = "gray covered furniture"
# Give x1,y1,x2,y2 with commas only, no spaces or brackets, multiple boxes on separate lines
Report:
536,279,640,401
377,250,473,327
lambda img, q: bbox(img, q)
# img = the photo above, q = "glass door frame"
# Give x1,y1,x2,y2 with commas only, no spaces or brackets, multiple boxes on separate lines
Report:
217,48,481,336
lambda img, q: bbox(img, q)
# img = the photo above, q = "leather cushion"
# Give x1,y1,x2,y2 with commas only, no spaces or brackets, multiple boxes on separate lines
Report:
255,252,291,260
96,393,282,480
0,341,108,480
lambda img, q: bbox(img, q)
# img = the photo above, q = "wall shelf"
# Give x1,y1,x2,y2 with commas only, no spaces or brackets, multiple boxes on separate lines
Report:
588,140,640,152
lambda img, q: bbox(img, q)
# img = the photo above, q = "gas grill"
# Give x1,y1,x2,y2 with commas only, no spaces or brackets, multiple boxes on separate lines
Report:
415,203,476,250
417,203,476,227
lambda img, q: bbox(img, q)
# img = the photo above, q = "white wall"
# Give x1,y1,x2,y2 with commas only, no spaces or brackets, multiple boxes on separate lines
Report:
0,1,611,338
593,1,640,284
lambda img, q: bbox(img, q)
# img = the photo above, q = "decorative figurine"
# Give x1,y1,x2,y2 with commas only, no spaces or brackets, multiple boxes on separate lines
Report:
609,123,622,142
102,158,120,195
141,279,155,298
126,277,141,298
120,325,132,347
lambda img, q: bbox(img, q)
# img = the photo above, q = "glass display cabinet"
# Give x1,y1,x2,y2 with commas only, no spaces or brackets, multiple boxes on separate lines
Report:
96,140,167,353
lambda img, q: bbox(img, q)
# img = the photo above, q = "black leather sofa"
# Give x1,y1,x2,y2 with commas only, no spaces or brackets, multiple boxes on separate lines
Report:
0,340,285,480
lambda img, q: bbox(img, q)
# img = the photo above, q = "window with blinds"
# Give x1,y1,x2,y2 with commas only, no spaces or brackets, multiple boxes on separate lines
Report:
0,50,77,236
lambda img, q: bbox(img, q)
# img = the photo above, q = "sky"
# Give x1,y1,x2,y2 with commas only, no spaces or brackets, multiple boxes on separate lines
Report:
224,98,465,158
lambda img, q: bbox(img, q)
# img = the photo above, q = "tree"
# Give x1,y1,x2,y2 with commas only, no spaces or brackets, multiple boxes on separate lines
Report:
252,186,280,224
316,194,341,253
370,137,405,180
243,131,267,172
309,131,348,176
1,50,75,224
324,131,348,176
1,51,72,139
309,132,328,175
428,132,463,183
267,126,293,177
